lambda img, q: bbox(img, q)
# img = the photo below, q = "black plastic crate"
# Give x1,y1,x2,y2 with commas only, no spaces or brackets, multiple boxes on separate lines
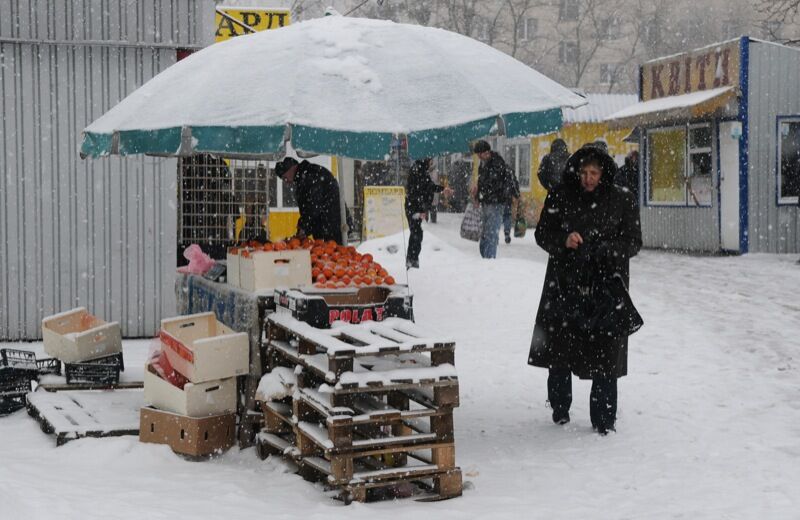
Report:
0,375,33,416
0,348,38,372
64,362,121,385
77,352,125,372
36,358,62,376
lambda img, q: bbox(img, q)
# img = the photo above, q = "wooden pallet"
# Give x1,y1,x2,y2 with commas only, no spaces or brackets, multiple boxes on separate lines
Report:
255,425,462,504
266,317,459,409
267,314,456,377
26,387,143,446
258,315,462,503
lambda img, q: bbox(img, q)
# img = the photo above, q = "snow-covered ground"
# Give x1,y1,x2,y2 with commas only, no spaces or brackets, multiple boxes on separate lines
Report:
2,213,799,519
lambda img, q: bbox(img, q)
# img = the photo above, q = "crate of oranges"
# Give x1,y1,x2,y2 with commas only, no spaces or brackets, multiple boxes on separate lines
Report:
228,238,398,293
227,238,312,292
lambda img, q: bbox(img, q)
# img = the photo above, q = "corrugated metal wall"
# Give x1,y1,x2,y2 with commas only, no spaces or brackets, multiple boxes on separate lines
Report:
1,0,214,339
746,40,800,254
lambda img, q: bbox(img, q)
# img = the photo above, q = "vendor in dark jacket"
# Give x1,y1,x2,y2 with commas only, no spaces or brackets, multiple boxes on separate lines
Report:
405,158,452,269
528,145,642,435
274,157,343,244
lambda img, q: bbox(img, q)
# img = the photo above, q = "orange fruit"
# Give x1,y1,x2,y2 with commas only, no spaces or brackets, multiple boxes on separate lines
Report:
241,250,250,258
274,241,287,251
361,253,373,263
352,275,362,285
323,267,334,279
334,267,346,278
384,276,395,285
288,238,301,249
375,277,384,285
312,267,321,278
316,274,327,284
229,247,239,255
362,276,373,285
263,243,274,252
378,268,388,278
342,275,351,285
325,281,337,289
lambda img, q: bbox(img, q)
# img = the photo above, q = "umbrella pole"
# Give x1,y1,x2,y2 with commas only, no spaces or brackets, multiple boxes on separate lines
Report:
336,156,348,244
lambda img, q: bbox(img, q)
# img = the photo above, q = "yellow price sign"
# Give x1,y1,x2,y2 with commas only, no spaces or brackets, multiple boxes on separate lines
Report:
215,8,290,42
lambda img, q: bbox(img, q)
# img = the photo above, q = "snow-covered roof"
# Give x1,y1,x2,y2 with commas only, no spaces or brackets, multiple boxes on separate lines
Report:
562,93,639,124
605,86,737,128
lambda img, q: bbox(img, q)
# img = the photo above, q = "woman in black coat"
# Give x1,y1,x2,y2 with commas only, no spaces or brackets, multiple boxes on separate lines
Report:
405,158,451,268
528,145,642,434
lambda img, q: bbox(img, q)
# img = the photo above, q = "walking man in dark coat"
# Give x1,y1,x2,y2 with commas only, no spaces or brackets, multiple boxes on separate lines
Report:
614,150,640,204
537,138,570,192
528,145,642,435
274,157,343,244
405,158,452,269
473,140,515,259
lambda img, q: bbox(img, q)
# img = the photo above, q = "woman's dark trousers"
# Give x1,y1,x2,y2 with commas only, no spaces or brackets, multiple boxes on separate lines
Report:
548,368,617,429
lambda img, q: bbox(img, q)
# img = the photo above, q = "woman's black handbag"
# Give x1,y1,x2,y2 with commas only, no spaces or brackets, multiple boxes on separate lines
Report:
580,273,644,339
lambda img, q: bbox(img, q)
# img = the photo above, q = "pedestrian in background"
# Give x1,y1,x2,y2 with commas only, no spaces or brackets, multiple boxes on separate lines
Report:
537,138,570,192
405,158,452,269
615,150,640,204
503,169,520,244
528,145,642,435
473,140,515,259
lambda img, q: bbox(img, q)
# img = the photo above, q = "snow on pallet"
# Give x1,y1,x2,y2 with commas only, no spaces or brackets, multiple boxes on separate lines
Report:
26,388,143,446
268,313,455,358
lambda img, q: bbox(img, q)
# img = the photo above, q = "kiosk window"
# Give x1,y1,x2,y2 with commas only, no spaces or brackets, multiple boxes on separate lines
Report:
779,119,800,202
647,123,713,206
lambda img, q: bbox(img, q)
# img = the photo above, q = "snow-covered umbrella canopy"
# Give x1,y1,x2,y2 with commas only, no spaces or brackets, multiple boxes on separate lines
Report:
81,15,586,161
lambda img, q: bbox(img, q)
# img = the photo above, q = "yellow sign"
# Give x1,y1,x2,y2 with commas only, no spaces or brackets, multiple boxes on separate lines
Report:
642,40,740,101
362,187,408,240
215,8,290,42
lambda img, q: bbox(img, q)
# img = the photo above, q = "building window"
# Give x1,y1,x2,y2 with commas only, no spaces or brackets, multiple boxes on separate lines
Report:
778,119,800,203
517,17,538,40
599,63,617,85
559,0,579,21
598,17,621,40
559,41,578,64
646,124,713,206
504,141,532,191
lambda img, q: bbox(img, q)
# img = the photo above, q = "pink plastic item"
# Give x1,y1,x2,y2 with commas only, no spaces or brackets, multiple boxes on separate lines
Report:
177,244,216,275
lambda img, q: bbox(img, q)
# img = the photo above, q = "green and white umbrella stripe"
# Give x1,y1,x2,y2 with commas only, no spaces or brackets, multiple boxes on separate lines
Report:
81,16,585,160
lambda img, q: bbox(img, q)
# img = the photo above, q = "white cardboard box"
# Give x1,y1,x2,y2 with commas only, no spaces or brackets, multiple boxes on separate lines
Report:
160,312,249,383
226,250,240,288
239,249,311,292
143,363,237,417
41,307,122,363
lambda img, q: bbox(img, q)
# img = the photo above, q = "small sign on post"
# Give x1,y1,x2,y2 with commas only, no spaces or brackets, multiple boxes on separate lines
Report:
362,186,408,240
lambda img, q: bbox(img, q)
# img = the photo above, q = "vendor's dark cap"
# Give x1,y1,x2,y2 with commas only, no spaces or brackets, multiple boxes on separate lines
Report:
274,157,298,178
472,140,491,154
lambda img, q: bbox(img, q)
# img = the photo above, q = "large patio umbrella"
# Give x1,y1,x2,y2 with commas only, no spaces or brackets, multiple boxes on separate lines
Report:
81,15,585,160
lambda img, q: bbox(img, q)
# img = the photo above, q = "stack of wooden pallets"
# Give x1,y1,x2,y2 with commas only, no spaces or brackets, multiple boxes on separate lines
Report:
256,313,462,504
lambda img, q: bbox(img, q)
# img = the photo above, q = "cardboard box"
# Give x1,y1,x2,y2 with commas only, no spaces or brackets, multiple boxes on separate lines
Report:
143,363,237,417
226,250,240,288
42,308,122,363
274,286,414,329
160,312,248,383
139,406,235,457
239,249,311,291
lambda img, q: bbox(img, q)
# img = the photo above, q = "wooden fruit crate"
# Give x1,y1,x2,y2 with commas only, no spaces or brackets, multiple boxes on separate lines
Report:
41,308,122,363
